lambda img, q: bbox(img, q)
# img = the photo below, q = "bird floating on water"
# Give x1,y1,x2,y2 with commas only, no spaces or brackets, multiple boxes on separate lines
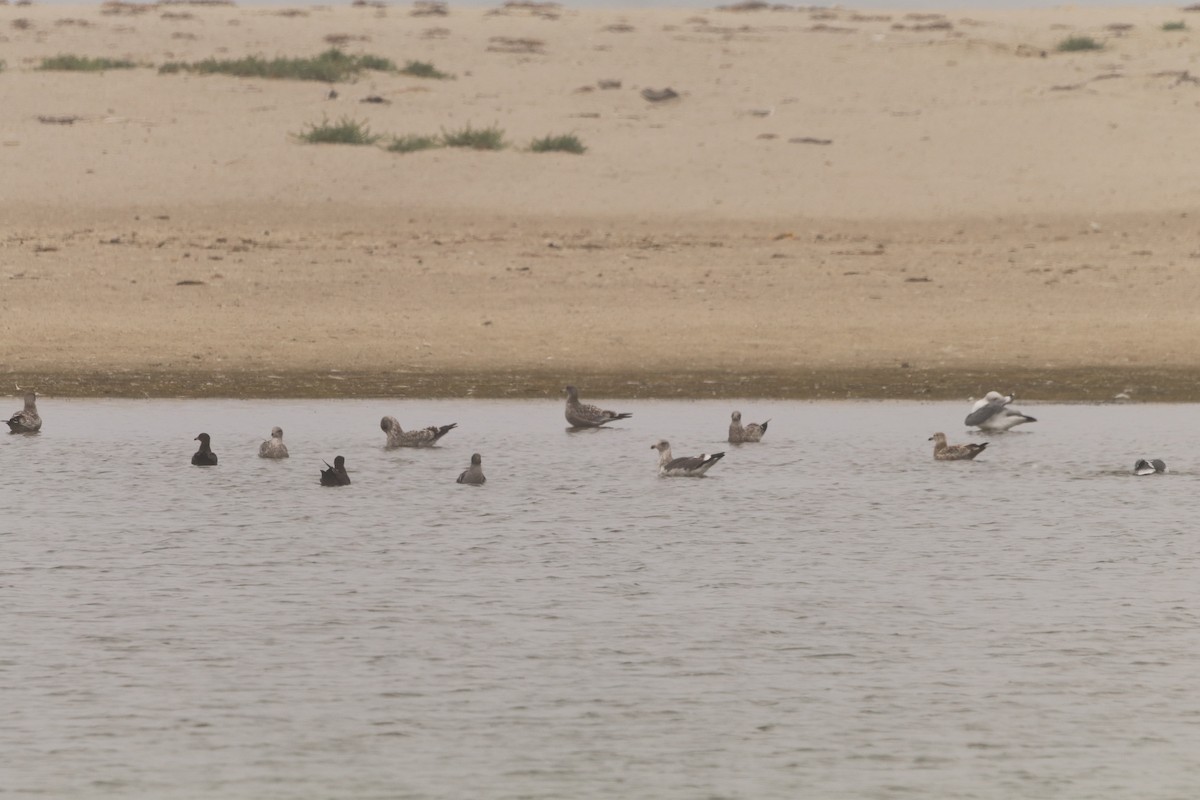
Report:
192,432,218,466
6,391,41,433
651,439,725,477
929,432,987,461
1133,459,1167,476
964,391,1037,432
380,416,457,448
564,385,632,428
320,455,351,486
728,410,769,443
456,453,486,485
258,426,289,459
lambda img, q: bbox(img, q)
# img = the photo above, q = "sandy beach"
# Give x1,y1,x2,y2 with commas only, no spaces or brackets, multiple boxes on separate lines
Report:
2,1,1199,399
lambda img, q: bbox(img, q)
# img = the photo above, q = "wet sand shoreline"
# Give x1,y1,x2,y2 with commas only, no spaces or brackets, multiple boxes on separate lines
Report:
8,365,1195,402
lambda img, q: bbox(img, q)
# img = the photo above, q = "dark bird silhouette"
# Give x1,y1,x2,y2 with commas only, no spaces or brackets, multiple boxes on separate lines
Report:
320,455,351,486
192,432,218,466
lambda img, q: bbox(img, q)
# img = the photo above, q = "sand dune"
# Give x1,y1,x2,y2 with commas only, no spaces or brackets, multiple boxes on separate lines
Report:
1,2,1197,398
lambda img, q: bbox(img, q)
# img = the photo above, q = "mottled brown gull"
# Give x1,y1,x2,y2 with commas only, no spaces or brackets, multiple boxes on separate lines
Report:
651,439,725,477
6,391,41,433
456,453,486,485
929,432,987,461
728,411,769,443
964,391,1036,432
258,426,289,459
563,385,632,428
380,416,457,448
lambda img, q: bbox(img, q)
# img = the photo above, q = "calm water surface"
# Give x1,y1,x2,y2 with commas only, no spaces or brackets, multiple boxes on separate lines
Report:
4,399,1200,799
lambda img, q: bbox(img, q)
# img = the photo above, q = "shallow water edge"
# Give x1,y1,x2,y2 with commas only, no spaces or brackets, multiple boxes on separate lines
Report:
5,365,1197,401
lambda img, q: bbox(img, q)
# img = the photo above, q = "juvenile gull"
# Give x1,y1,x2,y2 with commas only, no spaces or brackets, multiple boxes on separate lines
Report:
380,416,457,448
6,391,41,433
651,439,725,477
728,410,769,443
929,432,987,461
1133,458,1167,476
191,432,218,466
258,426,289,459
456,452,486,485
564,385,632,428
320,455,351,486
964,391,1037,432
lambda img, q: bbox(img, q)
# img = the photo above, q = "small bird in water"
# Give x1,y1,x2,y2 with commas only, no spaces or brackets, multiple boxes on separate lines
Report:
728,410,769,443
6,391,41,433
651,439,725,477
456,452,486,485
258,426,289,459
929,432,987,461
563,385,632,428
380,416,458,448
320,455,351,486
1133,458,1167,476
191,432,218,466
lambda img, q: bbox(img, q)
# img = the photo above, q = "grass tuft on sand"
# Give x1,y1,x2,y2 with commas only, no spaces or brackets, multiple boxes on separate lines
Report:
39,54,138,71
529,133,586,154
399,60,453,79
297,116,381,145
387,134,443,153
1056,35,1103,52
159,48,395,81
441,123,506,150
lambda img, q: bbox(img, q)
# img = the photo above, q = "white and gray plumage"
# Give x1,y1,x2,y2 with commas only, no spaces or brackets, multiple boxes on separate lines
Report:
258,426,289,459
456,452,486,485
563,385,632,428
728,410,769,443
6,391,41,433
930,432,987,461
380,416,457,448
1133,458,1167,476
964,391,1037,432
651,439,725,477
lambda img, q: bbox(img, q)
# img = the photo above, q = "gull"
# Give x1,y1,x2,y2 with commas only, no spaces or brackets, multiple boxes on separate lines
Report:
258,426,289,459
728,411,769,443
191,432,218,466
563,385,632,428
1133,459,1167,476
964,391,1036,432
6,391,41,433
929,432,987,461
651,439,725,477
380,416,457,448
456,453,486,485
320,455,351,486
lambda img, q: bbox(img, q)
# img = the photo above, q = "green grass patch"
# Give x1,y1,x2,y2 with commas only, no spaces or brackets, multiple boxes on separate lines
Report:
1162,20,1187,31
39,54,138,71
159,48,395,82
297,116,380,145
1056,35,1103,52
399,60,453,79
441,123,506,150
387,134,442,153
529,133,586,154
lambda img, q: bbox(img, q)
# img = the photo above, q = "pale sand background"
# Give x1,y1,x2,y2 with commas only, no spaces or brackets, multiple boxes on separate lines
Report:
2,2,1199,398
